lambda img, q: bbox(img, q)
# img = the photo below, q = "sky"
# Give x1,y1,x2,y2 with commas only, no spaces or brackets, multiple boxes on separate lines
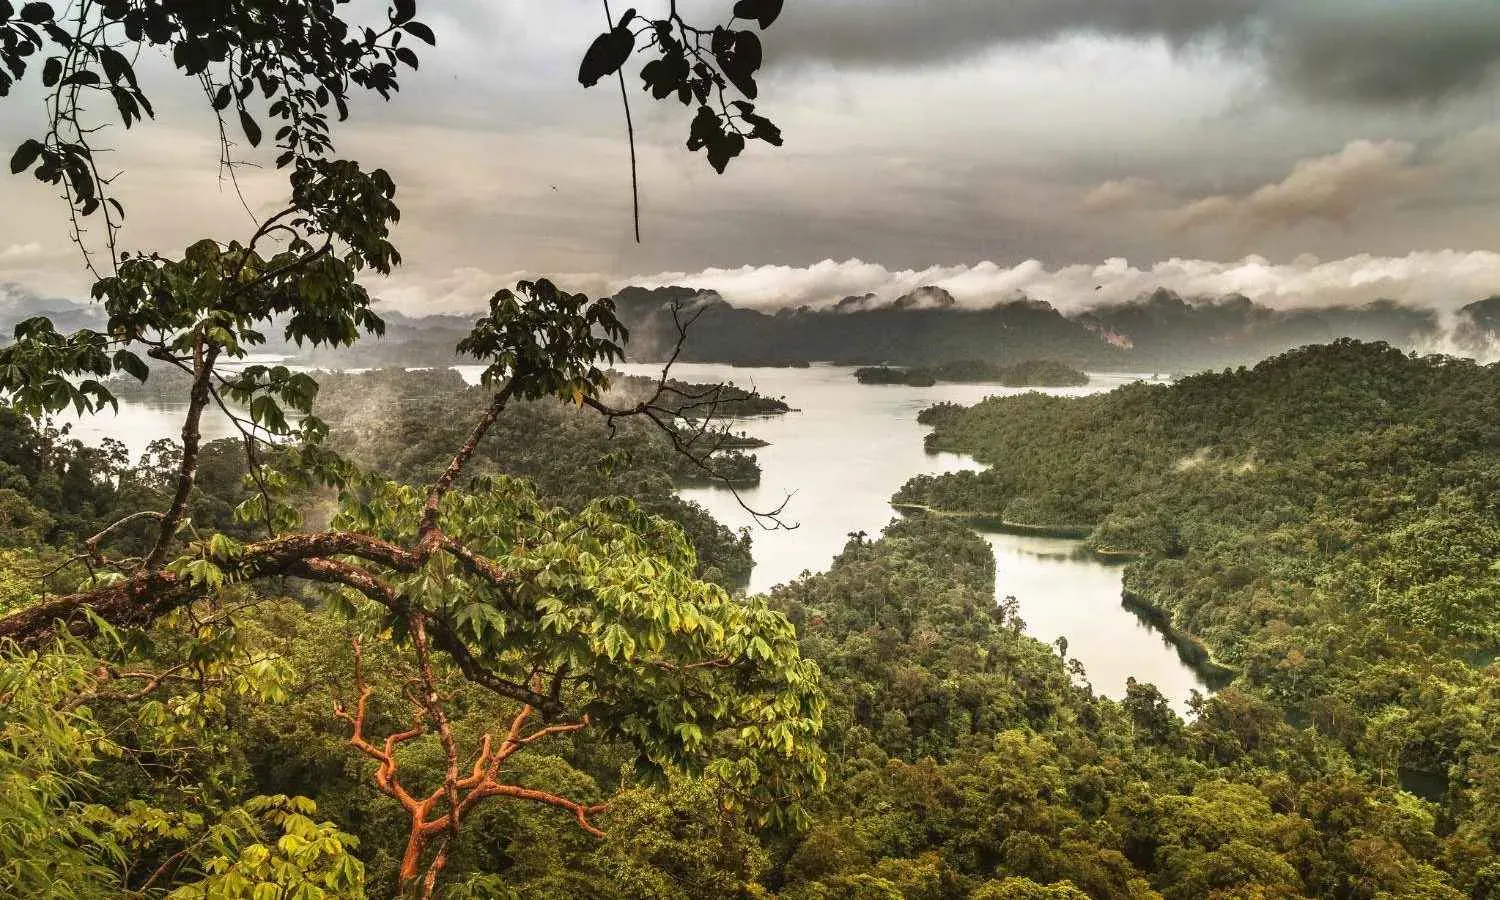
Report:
5,0,1500,314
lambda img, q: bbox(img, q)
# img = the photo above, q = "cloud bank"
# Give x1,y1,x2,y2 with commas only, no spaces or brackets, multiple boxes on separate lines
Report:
611,252,1500,314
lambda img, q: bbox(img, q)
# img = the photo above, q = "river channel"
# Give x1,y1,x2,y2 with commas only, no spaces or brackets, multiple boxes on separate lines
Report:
605,362,1214,710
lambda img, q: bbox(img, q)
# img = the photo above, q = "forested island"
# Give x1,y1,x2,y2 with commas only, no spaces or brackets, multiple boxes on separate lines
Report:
854,359,1089,387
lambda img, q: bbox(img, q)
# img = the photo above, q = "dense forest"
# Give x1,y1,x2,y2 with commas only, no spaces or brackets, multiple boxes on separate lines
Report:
853,360,1089,388
4,409,1489,895
899,340,1500,888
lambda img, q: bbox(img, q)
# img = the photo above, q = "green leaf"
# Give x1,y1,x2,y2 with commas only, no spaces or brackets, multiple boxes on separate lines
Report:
112,349,149,382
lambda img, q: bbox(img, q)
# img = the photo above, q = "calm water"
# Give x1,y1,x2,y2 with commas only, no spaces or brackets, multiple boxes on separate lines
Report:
73,361,1209,708
604,362,1211,709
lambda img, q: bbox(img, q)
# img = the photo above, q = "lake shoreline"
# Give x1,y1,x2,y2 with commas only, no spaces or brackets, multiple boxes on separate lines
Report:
1120,589,1238,687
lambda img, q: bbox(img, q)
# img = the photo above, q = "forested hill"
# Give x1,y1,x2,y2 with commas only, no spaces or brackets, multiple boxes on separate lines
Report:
898,340,1500,868
763,517,1483,898
609,285,1477,371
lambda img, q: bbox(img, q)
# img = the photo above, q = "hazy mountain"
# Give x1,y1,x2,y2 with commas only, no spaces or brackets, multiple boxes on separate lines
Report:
611,285,1125,367
1076,290,1440,371
609,284,1467,373
0,282,103,335
3,280,1484,373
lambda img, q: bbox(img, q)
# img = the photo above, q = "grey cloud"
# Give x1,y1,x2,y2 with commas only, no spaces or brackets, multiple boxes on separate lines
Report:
1267,2,1500,104
771,0,1259,67
771,0,1500,105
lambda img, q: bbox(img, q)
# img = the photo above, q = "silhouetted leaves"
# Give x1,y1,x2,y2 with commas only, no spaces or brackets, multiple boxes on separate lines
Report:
733,0,783,28
401,20,434,44
713,28,760,99
8,137,39,173
2,0,436,236
579,3,786,175
239,108,261,146
579,24,635,88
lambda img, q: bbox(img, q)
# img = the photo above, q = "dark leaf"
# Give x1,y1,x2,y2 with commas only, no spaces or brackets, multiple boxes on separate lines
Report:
578,26,634,88
18,1,51,24
733,0,784,29
41,56,60,87
98,46,136,87
212,84,231,110
9,139,42,174
706,132,745,174
401,20,435,45
239,109,261,146
112,349,149,382
392,0,415,24
716,31,761,100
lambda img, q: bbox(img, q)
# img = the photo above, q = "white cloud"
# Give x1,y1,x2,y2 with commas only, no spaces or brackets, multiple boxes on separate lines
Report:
608,251,1500,314
0,242,44,262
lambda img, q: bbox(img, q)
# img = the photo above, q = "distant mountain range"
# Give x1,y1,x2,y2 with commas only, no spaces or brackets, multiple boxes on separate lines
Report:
610,285,1498,372
5,279,1498,374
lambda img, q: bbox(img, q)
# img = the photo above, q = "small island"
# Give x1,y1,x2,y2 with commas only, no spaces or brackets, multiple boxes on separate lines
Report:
853,358,1089,387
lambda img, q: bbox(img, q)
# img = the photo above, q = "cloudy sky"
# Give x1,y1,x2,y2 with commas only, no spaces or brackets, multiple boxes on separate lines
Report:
6,0,1500,313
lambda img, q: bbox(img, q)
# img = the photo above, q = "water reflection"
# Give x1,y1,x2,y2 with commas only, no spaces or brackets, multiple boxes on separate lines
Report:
981,531,1209,712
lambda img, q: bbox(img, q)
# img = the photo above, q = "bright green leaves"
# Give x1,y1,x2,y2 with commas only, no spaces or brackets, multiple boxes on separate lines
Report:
320,472,828,829
163,796,364,899
457,278,627,402
224,365,320,441
0,318,124,417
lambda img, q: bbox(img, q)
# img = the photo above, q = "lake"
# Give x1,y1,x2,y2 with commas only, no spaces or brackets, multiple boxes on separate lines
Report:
603,362,1214,710
69,360,1213,710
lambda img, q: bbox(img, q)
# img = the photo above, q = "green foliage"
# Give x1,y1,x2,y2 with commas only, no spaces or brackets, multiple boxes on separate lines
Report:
901,340,1500,892
591,779,772,898
329,474,826,825
165,796,364,899
0,640,121,898
311,366,761,585
765,517,1476,899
